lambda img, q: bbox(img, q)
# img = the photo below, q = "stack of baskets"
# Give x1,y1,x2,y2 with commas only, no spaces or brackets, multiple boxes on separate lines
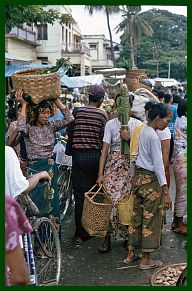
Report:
125,69,150,93
81,185,113,237
12,68,61,104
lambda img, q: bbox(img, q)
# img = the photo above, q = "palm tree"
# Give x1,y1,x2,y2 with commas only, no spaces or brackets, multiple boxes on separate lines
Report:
85,5,120,66
115,6,154,68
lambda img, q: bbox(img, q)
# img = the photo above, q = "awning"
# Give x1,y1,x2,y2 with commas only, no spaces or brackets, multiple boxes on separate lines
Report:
5,64,53,77
60,74,86,89
5,52,33,62
95,68,126,77
70,74,104,86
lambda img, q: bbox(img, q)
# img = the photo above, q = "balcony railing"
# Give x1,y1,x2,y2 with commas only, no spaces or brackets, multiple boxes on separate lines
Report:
9,27,37,43
91,59,114,67
61,43,90,55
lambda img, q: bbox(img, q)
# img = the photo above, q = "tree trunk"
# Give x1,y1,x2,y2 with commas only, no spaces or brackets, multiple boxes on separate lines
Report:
105,8,116,67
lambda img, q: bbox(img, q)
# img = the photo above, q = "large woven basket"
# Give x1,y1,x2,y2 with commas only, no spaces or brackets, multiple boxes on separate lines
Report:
125,74,151,93
81,184,113,237
150,263,187,286
12,68,61,104
117,191,135,225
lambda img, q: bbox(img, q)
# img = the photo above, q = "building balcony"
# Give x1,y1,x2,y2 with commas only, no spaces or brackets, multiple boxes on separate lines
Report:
91,59,114,68
8,27,38,44
61,43,90,55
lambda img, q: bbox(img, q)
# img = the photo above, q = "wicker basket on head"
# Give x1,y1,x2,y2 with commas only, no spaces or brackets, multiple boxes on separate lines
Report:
12,68,61,104
81,184,113,237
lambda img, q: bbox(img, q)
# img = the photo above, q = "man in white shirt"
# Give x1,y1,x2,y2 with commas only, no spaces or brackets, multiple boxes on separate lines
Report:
5,146,50,199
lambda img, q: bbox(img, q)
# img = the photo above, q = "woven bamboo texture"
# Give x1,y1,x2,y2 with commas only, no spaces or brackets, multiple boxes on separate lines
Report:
12,68,61,104
81,185,113,237
117,192,135,225
150,263,187,286
126,78,150,92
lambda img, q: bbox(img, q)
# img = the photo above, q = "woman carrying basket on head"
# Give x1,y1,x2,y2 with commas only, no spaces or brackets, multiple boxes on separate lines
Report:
15,89,73,230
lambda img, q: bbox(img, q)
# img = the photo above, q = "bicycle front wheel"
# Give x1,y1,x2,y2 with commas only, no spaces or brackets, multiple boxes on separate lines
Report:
32,217,61,286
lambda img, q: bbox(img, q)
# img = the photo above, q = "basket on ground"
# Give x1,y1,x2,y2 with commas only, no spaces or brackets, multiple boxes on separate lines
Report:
150,263,187,286
117,191,135,225
81,184,113,237
12,68,61,104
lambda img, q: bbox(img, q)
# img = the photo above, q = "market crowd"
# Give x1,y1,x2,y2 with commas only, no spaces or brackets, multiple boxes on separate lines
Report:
5,82,187,285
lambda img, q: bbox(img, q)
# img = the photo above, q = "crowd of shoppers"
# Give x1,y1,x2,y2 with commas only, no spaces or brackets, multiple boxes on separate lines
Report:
5,83,187,285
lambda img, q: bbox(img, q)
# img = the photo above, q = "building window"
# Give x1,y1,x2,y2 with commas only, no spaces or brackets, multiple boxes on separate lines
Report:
62,26,64,42
65,29,68,43
37,24,48,40
37,56,48,64
89,44,97,49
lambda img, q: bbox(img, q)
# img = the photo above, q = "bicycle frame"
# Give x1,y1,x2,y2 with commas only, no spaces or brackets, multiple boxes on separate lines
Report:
22,232,38,286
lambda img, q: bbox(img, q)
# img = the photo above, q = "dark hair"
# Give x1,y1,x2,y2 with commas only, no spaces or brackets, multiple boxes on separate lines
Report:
144,101,157,112
89,94,104,103
164,93,173,103
177,99,187,117
33,101,52,124
157,90,165,99
148,103,172,121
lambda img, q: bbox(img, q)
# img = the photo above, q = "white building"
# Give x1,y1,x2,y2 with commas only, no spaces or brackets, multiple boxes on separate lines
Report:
82,34,114,73
5,5,119,75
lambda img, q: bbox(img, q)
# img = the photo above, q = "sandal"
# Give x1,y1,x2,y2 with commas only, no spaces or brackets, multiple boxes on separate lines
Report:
74,237,84,246
139,260,162,270
123,254,140,264
173,227,187,234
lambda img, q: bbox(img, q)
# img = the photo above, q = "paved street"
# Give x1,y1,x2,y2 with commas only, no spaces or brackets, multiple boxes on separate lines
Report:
59,165,187,286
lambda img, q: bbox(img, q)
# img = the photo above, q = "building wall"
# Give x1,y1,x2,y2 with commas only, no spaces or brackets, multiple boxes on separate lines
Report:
7,38,37,60
82,35,114,69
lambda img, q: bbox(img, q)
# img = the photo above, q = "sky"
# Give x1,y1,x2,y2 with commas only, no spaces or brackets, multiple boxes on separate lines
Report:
70,5,187,43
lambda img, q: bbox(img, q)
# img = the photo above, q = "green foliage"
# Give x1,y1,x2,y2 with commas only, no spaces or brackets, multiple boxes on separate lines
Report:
5,5,72,33
119,9,187,81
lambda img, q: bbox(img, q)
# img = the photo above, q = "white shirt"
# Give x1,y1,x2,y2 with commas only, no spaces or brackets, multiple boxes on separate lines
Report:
5,146,29,199
143,120,171,141
103,117,143,152
135,126,167,187
156,127,171,141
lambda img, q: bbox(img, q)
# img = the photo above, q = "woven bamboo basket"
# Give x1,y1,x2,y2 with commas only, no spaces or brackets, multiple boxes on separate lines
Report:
125,74,151,93
12,68,61,104
150,263,187,286
117,192,135,225
81,184,113,237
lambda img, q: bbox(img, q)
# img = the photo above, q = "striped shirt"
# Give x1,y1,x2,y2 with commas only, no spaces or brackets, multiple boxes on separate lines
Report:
72,106,108,150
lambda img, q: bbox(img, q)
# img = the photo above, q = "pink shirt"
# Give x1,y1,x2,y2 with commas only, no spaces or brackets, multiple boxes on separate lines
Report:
5,196,32,286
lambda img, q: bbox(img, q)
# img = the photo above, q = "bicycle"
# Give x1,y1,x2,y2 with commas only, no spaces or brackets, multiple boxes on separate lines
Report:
54,138,74,221
17,181,61,286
